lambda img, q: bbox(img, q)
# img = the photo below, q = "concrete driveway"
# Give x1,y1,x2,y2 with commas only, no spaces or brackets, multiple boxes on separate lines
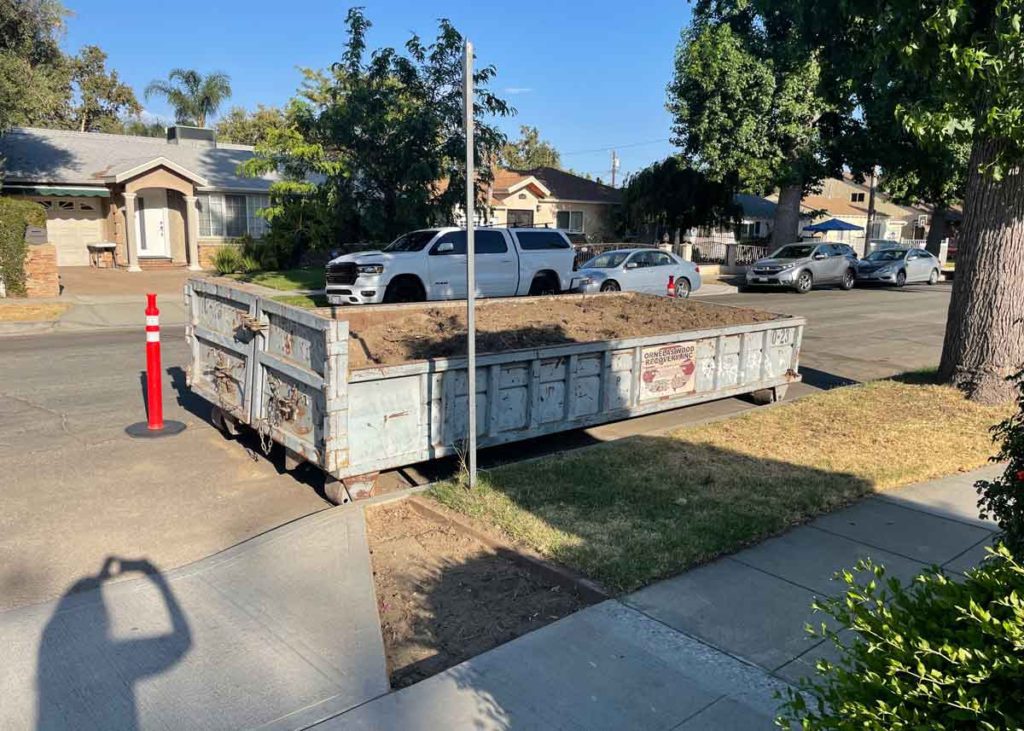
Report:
0,329,329,612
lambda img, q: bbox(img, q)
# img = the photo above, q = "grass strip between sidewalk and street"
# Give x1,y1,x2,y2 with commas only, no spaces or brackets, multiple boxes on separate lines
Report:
0,302,69,322
231,268,325,292
430,375,1010,594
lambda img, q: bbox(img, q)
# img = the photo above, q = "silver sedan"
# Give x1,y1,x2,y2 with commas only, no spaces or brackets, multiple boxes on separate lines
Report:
856,248,942,287
573,249,703,298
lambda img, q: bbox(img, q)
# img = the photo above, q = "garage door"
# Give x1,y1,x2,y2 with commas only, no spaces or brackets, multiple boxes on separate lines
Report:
38,198,106,267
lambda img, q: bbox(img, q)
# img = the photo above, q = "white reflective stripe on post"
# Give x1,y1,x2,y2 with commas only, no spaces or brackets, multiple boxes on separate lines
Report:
146,331,160,343
146,315,160,327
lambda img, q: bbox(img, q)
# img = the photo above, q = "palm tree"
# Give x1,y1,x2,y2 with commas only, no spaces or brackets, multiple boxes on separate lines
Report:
144,69,232,128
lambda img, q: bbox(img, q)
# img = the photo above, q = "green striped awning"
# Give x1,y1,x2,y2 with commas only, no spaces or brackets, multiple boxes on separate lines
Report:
2,184,110,198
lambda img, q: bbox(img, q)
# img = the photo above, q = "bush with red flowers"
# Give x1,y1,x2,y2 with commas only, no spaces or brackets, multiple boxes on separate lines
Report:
977,368,1024,555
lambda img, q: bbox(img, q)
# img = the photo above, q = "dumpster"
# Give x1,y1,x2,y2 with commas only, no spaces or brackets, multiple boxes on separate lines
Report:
185,278,805,504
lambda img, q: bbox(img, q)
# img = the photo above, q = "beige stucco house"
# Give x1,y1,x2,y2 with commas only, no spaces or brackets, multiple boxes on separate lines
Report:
0,126,275,270
481,167,621,241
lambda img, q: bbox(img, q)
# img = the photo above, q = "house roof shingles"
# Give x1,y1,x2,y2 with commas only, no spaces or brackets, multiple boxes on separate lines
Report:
512,166,622,204
0,127,276,192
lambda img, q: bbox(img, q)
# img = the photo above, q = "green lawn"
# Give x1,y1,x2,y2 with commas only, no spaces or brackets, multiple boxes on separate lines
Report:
430,377,1009,594
231,268,325,291
271,294,329,309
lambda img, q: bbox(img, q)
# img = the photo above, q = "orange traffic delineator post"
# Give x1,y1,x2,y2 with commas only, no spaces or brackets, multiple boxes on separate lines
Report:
126,293,186,439
666,275,676,298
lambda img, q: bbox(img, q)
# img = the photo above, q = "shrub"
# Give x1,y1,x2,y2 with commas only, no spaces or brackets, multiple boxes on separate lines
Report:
777,546,1024,730
238,254,260,274
977,369,1024,554
211,245,243,275
0,197,46,296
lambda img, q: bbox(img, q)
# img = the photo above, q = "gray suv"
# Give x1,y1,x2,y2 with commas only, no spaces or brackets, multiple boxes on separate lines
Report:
744,243,858,293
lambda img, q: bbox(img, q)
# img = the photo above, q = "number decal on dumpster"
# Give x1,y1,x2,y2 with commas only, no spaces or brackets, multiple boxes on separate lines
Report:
639,342,697,401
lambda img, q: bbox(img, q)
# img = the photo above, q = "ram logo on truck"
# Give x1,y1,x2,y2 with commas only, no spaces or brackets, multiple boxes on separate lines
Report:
326,227,579,305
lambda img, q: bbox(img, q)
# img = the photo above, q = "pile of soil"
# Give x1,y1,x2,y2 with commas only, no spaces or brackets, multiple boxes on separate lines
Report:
338,294,780,370
365,500,590,688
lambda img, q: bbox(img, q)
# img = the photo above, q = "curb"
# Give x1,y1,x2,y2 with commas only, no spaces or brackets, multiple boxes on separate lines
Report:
0,320,57,337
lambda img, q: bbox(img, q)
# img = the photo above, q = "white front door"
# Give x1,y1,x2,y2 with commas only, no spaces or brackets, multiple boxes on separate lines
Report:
135,189,169,257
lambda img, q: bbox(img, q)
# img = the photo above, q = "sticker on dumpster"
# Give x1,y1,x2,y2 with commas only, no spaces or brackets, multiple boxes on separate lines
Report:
639,341,697,401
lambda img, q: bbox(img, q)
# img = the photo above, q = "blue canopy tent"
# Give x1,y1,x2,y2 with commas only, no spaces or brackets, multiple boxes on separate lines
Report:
803,218,864,233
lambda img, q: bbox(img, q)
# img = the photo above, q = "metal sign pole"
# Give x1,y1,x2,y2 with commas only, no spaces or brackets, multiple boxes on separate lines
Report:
464,40,478,489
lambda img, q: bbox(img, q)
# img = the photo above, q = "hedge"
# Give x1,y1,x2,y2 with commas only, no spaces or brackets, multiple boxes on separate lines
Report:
0,197,47,296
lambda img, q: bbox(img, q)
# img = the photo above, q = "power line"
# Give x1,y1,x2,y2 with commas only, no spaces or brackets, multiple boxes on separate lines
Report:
559,138,672,157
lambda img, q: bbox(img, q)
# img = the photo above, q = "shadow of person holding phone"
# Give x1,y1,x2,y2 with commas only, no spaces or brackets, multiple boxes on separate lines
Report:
36,557,192,730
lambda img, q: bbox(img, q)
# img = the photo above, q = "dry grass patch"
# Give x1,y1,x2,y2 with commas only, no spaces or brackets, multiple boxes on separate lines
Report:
0,302,68,322
430,377,1010,593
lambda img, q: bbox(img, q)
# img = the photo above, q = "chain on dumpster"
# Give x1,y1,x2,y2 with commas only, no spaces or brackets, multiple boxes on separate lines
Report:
258,379,303,455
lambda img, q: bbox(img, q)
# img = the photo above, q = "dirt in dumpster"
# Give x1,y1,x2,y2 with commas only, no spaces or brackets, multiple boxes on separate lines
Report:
365,500,592,689
336,293,781,370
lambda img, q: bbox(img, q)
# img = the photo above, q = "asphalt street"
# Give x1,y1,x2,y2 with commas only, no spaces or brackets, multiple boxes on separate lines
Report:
0,282,952,611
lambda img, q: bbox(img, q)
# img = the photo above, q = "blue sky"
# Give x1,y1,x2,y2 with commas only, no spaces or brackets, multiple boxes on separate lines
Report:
62,0,690,183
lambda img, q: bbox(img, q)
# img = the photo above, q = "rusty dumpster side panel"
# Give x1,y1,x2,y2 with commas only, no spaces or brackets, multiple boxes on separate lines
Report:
249,297,349,470
341,318,805,477
186,278,805,485
185,279,261,422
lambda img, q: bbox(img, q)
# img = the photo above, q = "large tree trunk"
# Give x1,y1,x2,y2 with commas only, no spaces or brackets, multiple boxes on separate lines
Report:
938,137,1024,404
772,183,803,247
925,206,947,257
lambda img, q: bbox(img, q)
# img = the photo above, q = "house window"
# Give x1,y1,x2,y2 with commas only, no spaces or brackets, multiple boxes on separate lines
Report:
556,210,584,233
737,222,760,239
57,201,74,211
851,192,866,203
78,202,96,211
198,193,270,238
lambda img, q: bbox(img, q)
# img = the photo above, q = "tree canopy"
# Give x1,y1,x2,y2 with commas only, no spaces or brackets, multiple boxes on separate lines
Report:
0,0,70,132
145,68,231,127
242,7,512,250
64,45,141,132
215,105,287,146
498,125,561,170
620,156,738,239
668,0,844,244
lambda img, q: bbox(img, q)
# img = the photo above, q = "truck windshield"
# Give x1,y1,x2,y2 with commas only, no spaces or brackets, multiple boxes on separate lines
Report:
584,252,629,269
385,230,438,252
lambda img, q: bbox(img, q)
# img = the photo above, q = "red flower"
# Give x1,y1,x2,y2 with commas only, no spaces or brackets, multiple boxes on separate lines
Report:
1016,470,1024,483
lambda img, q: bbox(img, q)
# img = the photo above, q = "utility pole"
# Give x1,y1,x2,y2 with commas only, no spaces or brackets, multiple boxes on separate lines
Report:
611,150,620,188
864,165,878,257
463,40,478,490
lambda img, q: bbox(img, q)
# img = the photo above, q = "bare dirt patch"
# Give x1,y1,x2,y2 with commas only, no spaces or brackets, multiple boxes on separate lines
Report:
365,499,593,688
334,294,781,369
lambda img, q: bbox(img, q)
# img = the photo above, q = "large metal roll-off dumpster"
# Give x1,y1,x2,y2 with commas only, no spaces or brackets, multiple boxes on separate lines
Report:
185,278,805,504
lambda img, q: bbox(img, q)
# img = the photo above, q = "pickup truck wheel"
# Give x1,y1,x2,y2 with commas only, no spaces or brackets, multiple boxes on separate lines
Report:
528,273,560,296
383,277,425,303
600,280,620,292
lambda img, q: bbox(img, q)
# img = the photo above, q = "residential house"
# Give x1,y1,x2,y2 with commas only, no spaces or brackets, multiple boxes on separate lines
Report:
0,126,276,270
799,176,932,246
482,167,621,241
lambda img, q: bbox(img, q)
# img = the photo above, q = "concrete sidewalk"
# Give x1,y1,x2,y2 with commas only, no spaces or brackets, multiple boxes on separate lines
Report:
0,507,388,731
316,466,998,730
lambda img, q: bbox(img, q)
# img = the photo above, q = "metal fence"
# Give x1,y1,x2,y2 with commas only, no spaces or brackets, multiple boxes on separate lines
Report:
733,244,771,265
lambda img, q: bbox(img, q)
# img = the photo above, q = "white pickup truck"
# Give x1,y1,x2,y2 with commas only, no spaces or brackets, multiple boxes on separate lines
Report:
325,227,579,305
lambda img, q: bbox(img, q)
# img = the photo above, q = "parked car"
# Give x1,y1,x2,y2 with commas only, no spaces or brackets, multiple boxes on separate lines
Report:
855,247,941,287
325,227,577,305
572,248,702,298
744,243,858,293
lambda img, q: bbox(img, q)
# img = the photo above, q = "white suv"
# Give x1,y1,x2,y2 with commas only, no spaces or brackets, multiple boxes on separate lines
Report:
326,227,579,305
